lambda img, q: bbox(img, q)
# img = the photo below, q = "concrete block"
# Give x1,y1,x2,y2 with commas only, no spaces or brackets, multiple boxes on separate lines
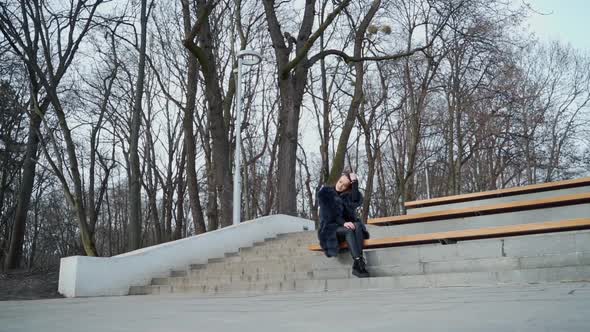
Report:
188,271,233,284
311,254,353,270
495,266,590,284
152,285,172,295
151,277,170,285
577,252,590,265
128,285,149,295
418,244,459,262
456,240,504,260
503,232,577,256
368,263,424,276
312,268,350,279
518,253,581,270
189,264,206,270
170,270,187,277
575,231,590,252
295,279,327,292
426,271,498,287
424,257,519,274
325,278,364,291
369,247,421,265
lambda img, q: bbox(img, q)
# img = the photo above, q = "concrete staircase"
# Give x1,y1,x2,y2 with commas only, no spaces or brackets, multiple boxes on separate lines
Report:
130,228,590,296
311,229,590,290
129,232,322,295
130,181,590,296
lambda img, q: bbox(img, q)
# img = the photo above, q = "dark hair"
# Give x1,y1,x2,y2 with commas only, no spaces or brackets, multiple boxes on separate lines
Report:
339,169,354,192
341,168,354,182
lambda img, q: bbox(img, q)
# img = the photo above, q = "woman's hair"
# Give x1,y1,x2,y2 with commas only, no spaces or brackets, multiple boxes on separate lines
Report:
340,169,354,192
341,170,351,182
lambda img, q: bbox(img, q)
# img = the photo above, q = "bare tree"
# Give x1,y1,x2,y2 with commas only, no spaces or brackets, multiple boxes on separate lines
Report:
127,0,154,250
0,0,105,263
182,0,234,227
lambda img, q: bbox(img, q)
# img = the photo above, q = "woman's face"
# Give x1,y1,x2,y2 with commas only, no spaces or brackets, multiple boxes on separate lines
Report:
335,175,351,193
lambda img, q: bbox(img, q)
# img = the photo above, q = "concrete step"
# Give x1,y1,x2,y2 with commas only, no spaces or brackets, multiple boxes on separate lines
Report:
129,228,590,297
169,270,187,277
153,270,314,287
237,246,316,258
223,252,321,264
369,205,590,238
313,229,590,271
192,260,312,275
313,252,590,279
302,265,590,292
407,185,590,214
190,268,313,281
131,264,590,296
275,231,317,240
206,254,315,267
246,234,316,247
133,279,300,296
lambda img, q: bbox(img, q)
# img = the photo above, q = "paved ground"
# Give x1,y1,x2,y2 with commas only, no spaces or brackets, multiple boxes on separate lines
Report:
2,282,590,332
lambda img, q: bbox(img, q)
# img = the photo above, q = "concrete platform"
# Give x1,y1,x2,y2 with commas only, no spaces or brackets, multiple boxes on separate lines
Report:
2,282,589,332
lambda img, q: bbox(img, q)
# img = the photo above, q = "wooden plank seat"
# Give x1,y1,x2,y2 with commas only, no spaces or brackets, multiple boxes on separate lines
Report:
308,218,590,251
405,177,590,209
368,192,590,226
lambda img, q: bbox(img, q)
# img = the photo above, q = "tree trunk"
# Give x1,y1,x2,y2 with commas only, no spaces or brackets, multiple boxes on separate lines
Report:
28,193,41,268
181,12,207,235
4,107,42,269
174,150,186,240
205,161,219,231
275,91,300,215
128,0,149,251
262,0,352,215
183,0,233,227
326,0,381,185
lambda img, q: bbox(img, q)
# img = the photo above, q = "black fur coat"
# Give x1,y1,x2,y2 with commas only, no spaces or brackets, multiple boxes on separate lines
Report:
317,181,369,257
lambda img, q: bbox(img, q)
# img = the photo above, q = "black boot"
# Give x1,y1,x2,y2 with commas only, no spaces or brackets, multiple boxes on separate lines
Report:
352,257,370,278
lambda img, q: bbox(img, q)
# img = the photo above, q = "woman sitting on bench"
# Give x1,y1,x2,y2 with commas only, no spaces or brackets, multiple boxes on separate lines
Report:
317,171,370,278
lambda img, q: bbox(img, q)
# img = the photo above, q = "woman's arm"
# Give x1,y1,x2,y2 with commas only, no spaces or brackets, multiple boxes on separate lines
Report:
349,180,363,209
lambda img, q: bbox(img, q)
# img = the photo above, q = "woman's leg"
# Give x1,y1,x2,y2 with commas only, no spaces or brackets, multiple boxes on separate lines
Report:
335,226,361,259
352,222,369,277
353,222,364,256
336,225,369,278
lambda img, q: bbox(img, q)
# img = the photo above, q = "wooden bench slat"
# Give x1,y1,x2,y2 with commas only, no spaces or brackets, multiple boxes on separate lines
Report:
308,218,590,251
368,192,590,226
405,177,590,209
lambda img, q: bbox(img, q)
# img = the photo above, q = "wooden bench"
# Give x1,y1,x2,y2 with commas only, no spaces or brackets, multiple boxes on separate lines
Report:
405,177,590,209
308,218,590,251
367,192,590,226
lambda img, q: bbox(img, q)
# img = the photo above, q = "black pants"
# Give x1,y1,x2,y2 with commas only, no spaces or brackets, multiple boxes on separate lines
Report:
336,222,364,259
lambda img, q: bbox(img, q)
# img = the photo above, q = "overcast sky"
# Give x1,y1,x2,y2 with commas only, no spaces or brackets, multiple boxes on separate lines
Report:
524,0,590,51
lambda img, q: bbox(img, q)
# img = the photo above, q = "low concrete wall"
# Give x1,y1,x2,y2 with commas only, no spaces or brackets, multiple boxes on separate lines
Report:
408,186,590,214
58,214,314,297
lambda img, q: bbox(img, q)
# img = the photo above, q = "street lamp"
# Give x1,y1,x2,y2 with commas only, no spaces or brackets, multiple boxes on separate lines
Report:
425,162,431,199
233,49,262,226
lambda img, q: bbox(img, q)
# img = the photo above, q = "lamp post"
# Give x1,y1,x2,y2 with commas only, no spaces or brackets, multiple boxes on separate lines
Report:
425,162,431,199
233,50,262,226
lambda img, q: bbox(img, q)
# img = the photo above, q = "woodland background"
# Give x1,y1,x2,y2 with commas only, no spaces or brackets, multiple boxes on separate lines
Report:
0,0,589,270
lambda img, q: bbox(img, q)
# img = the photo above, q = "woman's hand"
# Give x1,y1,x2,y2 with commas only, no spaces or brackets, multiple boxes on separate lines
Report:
344,222,356,230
